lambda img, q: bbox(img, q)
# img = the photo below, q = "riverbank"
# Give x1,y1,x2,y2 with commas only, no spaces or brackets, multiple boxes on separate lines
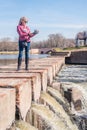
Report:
0,51,18,54
0,46,87,55
0,49,39,55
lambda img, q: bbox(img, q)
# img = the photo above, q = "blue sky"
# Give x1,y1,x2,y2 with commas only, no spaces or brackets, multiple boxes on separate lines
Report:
0,0,87,41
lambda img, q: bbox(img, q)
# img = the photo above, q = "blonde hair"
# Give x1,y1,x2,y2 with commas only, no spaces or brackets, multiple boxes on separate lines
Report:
19,17,28,25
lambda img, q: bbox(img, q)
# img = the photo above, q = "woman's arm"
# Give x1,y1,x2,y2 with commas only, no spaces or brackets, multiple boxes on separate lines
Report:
17,26,28,37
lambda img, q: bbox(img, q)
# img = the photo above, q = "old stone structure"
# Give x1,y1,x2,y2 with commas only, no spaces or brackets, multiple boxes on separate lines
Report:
0,52,86,130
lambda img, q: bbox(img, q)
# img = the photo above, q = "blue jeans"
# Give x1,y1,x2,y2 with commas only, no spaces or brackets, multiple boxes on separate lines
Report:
18,41,30,60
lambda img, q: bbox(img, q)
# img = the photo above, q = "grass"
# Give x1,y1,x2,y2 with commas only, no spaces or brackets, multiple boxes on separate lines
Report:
0,51,18,54
53,48,63,51
54,46,87,52
63,46,87,51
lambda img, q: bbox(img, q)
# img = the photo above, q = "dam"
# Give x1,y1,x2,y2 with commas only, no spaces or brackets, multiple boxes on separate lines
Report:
0,50,87,130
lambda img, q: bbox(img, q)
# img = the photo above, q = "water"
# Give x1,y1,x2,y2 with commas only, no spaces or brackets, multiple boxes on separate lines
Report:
47,87,70,114
47,87,65,104
32,103,73,130
56,64,87,130
57,65,87,83
0,54,49,60
41,92,78,130
29,86,79,130
16,120,38,130
56,65,87,110
0,54,49,66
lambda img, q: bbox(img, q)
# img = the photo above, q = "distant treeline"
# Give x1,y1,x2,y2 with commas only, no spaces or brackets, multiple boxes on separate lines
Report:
0,33,75,51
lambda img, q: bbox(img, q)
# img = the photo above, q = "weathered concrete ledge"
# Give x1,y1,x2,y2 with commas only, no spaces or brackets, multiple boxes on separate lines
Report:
0,88,15,130
65,50,87,64
0,56,65,130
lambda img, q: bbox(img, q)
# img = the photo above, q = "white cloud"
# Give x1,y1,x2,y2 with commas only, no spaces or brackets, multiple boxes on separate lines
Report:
30,23,87,29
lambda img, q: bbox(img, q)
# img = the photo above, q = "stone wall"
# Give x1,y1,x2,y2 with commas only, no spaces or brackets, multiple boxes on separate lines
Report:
65,51,87,64
0,56,65,130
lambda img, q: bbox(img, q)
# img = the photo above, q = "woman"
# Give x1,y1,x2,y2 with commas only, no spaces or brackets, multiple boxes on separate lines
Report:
17,17,39,70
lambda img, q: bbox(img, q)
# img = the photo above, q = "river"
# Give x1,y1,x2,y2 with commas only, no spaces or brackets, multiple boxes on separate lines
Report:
57,64,87,90
56,64,87,129
0,54,49,66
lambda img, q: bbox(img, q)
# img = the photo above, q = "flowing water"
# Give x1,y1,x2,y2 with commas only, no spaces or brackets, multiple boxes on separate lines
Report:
56,64,87,130
47,87,70,115
15,120,38,130
41,92,78,130
30,87,79,130
57,65,87,83
56,65,87,112
31,103,75,130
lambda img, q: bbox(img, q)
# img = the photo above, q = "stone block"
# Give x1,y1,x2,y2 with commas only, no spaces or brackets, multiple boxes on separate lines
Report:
0,88,15,130
29,69,47,92
0,72,41,102
30,61,56,78
72,87,82,111
51,82,61,92
0,78,32,120
72,87,82,102
29,66,53,85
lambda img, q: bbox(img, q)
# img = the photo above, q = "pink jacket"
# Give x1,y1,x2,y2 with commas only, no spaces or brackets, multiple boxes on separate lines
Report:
17,24,31,42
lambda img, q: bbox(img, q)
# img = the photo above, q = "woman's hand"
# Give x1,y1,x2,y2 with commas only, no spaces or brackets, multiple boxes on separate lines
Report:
28,30,39,37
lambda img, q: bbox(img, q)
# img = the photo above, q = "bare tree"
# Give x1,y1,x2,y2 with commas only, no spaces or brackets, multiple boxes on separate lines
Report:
0,34,75,51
